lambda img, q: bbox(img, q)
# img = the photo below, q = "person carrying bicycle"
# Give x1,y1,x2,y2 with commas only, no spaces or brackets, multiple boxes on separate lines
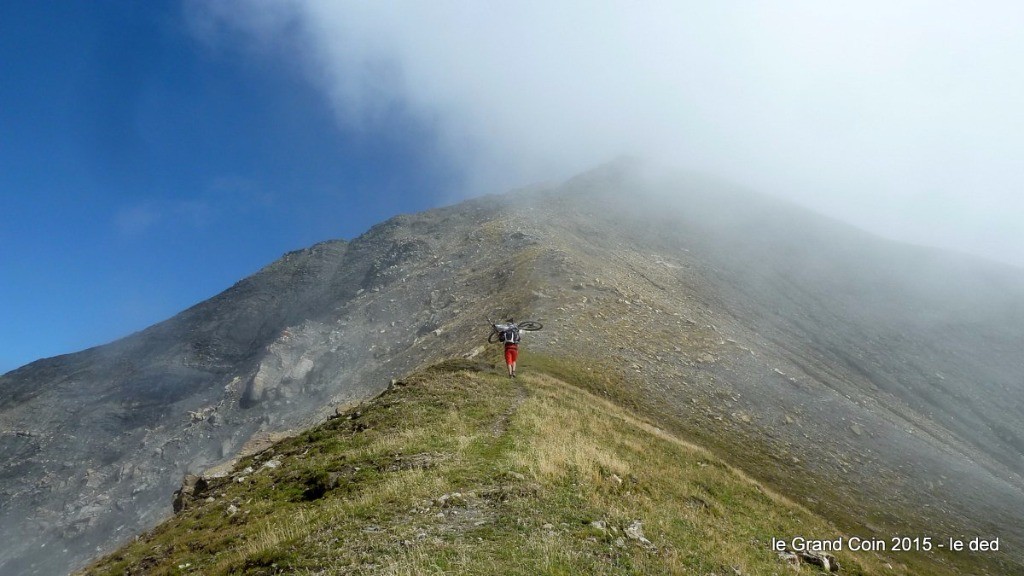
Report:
493,318,522,378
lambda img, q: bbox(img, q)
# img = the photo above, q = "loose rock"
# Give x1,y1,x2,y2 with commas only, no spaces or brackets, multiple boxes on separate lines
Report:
625,520,655,549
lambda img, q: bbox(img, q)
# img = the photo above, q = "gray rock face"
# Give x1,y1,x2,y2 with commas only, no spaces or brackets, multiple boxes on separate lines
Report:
3,161,1024,573
0,203,509,574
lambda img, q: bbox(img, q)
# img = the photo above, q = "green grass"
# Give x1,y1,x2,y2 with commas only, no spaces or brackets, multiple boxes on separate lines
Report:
80,359,924,575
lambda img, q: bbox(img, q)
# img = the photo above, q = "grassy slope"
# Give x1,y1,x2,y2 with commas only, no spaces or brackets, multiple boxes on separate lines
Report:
81,357,926,576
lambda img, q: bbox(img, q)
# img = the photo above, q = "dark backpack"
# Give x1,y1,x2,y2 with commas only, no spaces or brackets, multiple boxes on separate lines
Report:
499,327,520,344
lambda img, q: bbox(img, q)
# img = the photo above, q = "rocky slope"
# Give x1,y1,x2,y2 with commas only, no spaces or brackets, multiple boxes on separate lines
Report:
2,160,1023,574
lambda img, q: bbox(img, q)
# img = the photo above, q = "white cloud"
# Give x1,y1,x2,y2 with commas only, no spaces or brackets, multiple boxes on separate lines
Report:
199,1,1024,266
114,199,216,236
116,205,160,236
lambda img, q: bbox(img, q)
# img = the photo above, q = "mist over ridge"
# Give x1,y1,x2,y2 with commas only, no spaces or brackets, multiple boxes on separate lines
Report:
195,1,1024,268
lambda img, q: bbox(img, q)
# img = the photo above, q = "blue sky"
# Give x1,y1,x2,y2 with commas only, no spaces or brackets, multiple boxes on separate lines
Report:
5,2,1024,374
0,2,457,373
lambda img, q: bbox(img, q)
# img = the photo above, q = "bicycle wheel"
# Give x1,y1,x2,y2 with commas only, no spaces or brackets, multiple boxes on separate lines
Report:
488,330,502,343
518,321,542,331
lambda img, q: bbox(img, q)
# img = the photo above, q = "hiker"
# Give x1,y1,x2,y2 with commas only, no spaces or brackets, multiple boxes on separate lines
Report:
493,318,522,378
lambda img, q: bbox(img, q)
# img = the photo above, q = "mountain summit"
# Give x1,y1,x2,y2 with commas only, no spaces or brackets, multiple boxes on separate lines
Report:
3,162,1023,574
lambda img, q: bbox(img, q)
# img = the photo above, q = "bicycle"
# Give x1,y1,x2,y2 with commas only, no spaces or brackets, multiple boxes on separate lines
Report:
487,319,543,343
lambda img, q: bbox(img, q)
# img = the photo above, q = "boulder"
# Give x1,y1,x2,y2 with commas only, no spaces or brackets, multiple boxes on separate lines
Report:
172,474,210,514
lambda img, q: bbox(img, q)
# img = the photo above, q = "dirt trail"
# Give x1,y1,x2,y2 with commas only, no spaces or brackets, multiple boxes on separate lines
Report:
492,378,529,437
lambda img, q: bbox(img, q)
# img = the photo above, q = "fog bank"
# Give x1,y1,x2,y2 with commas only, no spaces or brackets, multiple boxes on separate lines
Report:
193,1,1024,266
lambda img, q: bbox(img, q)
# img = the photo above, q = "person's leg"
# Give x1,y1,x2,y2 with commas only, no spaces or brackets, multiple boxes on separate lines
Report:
505,346,514,377
510,346,518,377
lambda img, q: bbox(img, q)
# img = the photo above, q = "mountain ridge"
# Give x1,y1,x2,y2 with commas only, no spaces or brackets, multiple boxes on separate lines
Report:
2,162,1023,574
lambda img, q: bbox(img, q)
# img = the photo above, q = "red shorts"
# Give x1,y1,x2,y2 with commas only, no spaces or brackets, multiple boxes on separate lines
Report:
504,344,519,365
